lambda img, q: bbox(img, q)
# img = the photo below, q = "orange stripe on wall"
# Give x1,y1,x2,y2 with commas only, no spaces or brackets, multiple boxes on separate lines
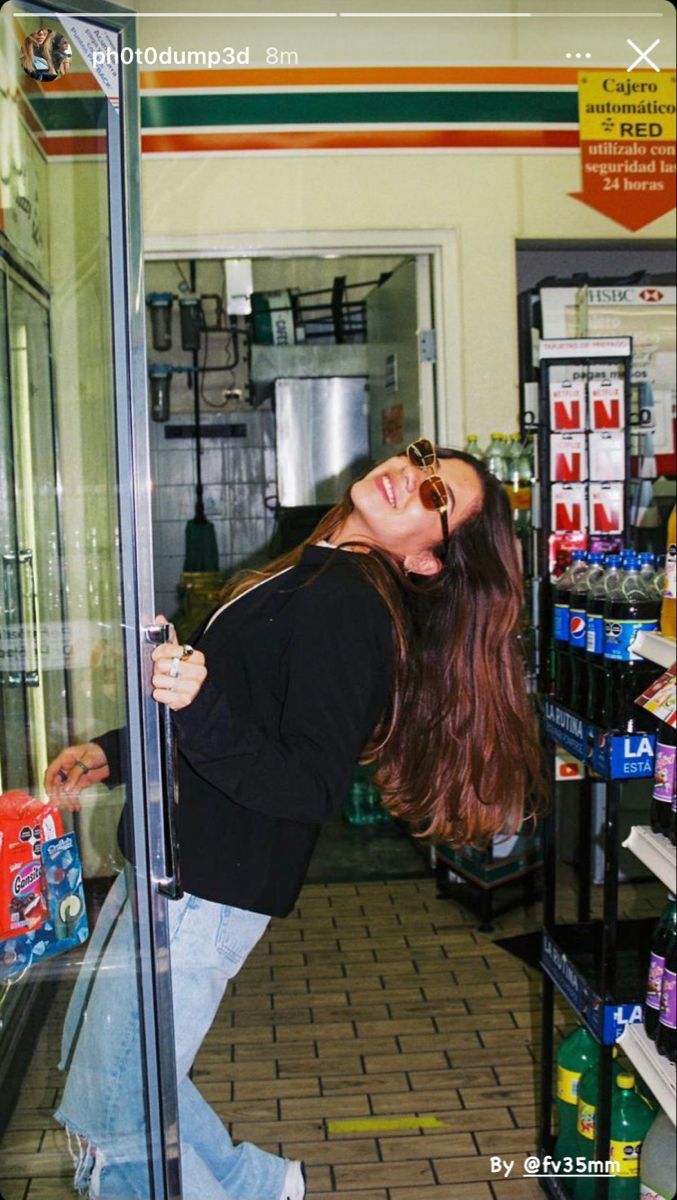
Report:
141,65,585,91
37,134,108,155
140,128,580,153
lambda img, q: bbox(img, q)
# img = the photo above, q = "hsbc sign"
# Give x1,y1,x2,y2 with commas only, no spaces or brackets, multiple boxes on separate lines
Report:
587,287,675,306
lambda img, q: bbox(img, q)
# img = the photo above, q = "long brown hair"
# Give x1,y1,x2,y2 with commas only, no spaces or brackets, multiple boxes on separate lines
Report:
223,448,543,846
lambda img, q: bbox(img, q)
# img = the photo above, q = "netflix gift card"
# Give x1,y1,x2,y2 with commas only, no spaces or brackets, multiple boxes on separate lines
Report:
589,381,625,430
589,432,625,481
551,434,588,482
589,483,624,535
550,381,586,432
552,484,588,533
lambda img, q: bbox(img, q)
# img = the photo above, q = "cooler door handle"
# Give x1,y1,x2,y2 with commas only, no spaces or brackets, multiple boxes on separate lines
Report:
145,623,183,900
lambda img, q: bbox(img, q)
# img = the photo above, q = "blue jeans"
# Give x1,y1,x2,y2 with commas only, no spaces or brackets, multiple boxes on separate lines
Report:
55,871,286,1200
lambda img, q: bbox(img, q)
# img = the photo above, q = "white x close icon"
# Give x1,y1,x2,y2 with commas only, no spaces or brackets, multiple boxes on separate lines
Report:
626,38,661,72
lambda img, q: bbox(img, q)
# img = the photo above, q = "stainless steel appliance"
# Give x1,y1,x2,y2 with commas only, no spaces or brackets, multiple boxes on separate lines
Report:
275,376,370,507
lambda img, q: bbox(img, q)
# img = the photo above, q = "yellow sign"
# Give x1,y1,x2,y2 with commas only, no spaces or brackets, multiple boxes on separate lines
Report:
578,71,676,143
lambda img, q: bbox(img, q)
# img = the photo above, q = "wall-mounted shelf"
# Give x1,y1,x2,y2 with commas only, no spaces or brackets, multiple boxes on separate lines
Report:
623,825,676,893
618,1022,676,1125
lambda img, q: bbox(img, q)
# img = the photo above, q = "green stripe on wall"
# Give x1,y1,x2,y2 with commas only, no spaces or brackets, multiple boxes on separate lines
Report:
31,90,577,132
142,90,577,127
30,95,108,131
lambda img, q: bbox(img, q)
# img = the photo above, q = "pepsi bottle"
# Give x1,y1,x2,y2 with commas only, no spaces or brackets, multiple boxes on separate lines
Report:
586,555,619,727
552,551,587,708
602,557,661,732
569,553,605,717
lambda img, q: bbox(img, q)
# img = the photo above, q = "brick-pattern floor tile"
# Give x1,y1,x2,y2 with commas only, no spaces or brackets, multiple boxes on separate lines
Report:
1,872,664,1198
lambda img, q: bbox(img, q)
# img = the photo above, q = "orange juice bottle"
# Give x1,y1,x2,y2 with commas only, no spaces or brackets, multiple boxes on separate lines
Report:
661,504,676,641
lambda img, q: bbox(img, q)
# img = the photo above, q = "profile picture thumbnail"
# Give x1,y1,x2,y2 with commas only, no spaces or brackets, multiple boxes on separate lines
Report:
20,27,72,83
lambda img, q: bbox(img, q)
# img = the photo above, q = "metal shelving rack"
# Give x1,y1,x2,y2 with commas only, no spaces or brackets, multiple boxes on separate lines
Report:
620,631,676,1128
532,338,664,1199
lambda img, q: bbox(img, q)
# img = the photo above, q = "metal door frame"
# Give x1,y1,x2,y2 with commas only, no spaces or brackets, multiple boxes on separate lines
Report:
12,3,180,1195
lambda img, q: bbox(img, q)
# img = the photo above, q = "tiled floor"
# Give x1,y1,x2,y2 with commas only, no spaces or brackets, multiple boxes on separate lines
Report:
0,873,662,1200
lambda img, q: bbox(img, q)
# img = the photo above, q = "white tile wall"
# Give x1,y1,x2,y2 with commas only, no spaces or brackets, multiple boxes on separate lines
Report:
151,410,277,617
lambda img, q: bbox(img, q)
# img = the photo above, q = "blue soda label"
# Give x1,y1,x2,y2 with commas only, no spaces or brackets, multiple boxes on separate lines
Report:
587,613,605,655
554,602,569,643
569,606,587,649
604,616,659,662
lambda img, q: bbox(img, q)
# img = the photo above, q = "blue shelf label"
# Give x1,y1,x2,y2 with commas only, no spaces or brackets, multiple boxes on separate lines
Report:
542,702,656,779
542,701,588,762
541,933,644,1043
590,731,656,779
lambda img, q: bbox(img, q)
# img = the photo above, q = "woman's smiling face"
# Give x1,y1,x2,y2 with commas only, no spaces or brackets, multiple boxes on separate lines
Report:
335,451,484,575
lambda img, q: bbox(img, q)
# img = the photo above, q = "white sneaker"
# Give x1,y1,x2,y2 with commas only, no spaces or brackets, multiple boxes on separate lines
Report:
280,1160,306,1200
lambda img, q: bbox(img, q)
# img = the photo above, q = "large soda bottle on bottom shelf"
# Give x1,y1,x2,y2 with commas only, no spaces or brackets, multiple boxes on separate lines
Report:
651,731,677,839
603,557,661,732
552,551,588,707
569,553,605,717
608,1073,654,1199
639,1109,676,1200
655,931,677,1063
554,1025,600,1162
575,1054,623,1199
644,893,677,1042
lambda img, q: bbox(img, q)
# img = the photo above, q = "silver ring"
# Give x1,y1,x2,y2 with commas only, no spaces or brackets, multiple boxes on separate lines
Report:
75,760,90,774
168,656,181,678
181,644,194,660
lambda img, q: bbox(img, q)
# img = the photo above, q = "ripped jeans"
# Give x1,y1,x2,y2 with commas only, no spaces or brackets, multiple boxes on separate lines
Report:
55,870,286,1200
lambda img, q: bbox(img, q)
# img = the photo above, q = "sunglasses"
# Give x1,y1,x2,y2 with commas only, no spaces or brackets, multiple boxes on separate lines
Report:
406,438,450,547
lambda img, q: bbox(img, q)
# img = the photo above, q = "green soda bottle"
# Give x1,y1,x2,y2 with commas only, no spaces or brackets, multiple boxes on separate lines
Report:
575,1053,623,1199
555,1026,600,1161
608,1073,654,1198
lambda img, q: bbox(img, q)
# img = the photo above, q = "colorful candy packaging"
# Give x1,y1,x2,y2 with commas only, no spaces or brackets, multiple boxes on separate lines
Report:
0,791,61,941
0,791,88,980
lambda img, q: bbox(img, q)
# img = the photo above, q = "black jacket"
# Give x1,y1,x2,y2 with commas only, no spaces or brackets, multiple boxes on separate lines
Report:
99,545,394,917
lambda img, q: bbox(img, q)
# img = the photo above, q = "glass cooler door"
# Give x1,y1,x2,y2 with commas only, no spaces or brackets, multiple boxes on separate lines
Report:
0,3,181,1198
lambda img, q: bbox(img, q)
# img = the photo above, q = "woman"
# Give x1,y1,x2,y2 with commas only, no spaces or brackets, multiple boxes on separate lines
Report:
19,27,71,81
46,441,541,1200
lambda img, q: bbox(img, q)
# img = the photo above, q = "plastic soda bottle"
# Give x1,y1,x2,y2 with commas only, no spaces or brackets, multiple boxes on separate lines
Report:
464,434,483,461
575,1053,623,1200
639,1109,676,1200
651,732,677,840
552,551,588,707
603,557,661,732
661,505,676,641
644,893,677,1042
655,929,677,1063
484,433,508,481
638,553,656,584
554,1025,600,1161
569,553,605,716
586,556,618,726
608,1073,654,1198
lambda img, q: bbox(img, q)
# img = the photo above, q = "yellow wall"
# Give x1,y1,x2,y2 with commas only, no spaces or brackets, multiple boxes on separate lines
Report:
138,0,676,443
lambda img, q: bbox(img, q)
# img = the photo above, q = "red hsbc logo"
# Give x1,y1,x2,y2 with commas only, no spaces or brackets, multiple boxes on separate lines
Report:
638,288,664,303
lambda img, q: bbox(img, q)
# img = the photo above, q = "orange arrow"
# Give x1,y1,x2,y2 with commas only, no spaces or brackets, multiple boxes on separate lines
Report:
570,141,676,231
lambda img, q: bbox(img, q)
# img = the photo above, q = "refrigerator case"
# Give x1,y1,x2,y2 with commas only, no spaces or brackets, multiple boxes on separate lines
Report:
274,377,370,508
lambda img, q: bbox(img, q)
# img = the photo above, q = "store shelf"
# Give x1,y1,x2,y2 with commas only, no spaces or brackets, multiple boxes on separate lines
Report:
623,825,677,892
541,919,654,1043
542,700,657,779
618,1022,676,1125
632,631,676,669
